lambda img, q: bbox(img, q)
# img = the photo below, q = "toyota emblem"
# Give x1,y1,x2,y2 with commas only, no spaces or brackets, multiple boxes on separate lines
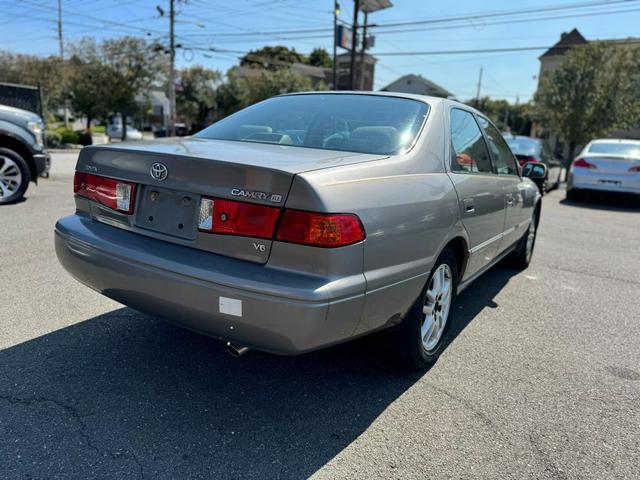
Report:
150,162,168,181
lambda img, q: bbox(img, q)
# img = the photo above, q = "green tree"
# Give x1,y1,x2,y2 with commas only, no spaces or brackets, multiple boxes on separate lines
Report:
101,37,166,139
68,59,112,131
307,48,332,68
467,96,532,135
534,42,640,163
216,68,322,119
67,41,113,131
240,45,307,70
0,51,63,119
176,65,222,131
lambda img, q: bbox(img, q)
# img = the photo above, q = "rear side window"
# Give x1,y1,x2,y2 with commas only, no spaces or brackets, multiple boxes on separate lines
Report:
450,109,492,173
588,142,640,157
478,117,519,175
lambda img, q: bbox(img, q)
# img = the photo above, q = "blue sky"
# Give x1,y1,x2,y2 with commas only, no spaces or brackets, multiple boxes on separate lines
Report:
1,0,639,102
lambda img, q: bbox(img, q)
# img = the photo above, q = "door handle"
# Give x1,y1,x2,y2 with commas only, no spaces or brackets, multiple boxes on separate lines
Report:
463,198,475,214
505,194,514,206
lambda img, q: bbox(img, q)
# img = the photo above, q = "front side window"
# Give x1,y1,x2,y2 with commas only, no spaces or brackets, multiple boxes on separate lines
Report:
195,94,429,156
449,109,493,173
478,117,519,175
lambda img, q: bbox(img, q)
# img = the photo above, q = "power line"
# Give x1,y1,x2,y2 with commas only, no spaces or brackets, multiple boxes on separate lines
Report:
173,5,640,46
169,0,639,38
371,40,640,57
369,0,639,29
180,38,640,64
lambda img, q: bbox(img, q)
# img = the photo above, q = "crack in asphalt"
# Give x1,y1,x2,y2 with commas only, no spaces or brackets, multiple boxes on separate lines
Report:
542,264,640,286
0,394,145,479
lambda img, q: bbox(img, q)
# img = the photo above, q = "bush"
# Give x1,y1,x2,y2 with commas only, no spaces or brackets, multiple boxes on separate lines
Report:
54,127,79,145
75,130,93,146
45,130,62,148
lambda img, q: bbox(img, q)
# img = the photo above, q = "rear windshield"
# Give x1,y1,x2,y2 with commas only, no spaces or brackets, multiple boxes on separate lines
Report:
505,137,540,156
588,142,640,157
195,94,429,155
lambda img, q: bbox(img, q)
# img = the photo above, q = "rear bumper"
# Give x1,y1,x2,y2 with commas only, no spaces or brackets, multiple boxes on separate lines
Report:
568,170,640,194
54,214,366,354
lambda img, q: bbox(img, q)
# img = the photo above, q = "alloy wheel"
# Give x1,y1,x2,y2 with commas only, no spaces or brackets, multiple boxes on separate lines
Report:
0,156,23,199
421,263,453,352
525,216,536,262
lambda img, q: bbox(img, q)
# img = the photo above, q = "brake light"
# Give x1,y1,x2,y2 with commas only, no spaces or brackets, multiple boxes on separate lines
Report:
197,197,366,247
73,172,136,214
276,210,365,248
629,165,640,172
517,155,540,166
573,158,596,169
198,197,280,239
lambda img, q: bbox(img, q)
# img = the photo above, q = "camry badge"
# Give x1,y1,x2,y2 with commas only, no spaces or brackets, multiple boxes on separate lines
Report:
150,162,168,181
231,188,282,203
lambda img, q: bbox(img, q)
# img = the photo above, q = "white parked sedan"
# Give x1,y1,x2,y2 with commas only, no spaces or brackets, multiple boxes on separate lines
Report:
567,139,640,200
106,125,144,142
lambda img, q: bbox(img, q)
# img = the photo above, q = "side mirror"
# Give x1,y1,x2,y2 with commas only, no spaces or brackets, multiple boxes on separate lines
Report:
522,161,548,193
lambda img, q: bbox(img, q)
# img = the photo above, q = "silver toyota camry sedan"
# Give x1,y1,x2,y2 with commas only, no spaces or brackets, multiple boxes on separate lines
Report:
567,138,640,201
55,92,545,369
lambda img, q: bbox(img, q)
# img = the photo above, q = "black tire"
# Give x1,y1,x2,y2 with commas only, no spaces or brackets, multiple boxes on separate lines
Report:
0,148,31,205
510,206,539,269
393,248,458,370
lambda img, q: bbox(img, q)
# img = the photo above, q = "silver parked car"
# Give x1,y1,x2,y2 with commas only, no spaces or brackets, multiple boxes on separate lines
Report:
55,93,545,369
567,138,640,201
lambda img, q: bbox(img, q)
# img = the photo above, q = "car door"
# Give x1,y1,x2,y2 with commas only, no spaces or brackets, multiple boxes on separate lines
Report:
476,116,529,251
447,108,506,279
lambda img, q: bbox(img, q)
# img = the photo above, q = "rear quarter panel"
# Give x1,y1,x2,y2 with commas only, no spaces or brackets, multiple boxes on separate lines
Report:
283,101,465,335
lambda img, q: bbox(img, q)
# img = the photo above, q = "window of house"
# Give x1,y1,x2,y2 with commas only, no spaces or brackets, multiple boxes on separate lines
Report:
450,109,493,173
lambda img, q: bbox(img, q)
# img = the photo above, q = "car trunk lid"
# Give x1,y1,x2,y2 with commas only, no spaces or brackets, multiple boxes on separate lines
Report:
76,138,386,264
583,155,639,175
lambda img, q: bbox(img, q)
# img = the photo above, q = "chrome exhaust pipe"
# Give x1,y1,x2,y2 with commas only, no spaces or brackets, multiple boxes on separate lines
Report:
226,341,249,357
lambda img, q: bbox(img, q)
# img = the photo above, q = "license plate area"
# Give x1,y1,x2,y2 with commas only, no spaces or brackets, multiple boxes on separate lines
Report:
598,179,621,186
136,186,198,240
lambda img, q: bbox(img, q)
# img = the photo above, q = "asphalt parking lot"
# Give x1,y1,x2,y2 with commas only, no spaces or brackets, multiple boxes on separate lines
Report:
1,151,639,479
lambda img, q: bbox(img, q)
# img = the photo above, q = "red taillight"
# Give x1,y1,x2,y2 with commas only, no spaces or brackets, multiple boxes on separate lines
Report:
73,172,136,214
517,156,539,166
276,210,365,248
198,197,366,247
198,197,280,239
573,158,597,169
629,165,640,173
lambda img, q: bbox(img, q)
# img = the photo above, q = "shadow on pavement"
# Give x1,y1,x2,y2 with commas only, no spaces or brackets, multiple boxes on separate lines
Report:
560,192,640,211
0,267,517,479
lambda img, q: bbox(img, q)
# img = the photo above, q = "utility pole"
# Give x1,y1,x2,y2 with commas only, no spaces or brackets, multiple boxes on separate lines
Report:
475,66,483,104
358,11,368,90
332,1,339,89
57,0,68,128
168,0,176,137
348,0,360,90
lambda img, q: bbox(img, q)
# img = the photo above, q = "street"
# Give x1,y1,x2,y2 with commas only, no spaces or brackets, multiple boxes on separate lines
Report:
1,151,639,479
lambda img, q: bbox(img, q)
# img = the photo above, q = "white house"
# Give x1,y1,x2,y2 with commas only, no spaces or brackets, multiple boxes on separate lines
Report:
380,74,452,98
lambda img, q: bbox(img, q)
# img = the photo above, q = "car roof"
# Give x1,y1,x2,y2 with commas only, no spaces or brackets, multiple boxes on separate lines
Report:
280,90,462,106
278,91,497,120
